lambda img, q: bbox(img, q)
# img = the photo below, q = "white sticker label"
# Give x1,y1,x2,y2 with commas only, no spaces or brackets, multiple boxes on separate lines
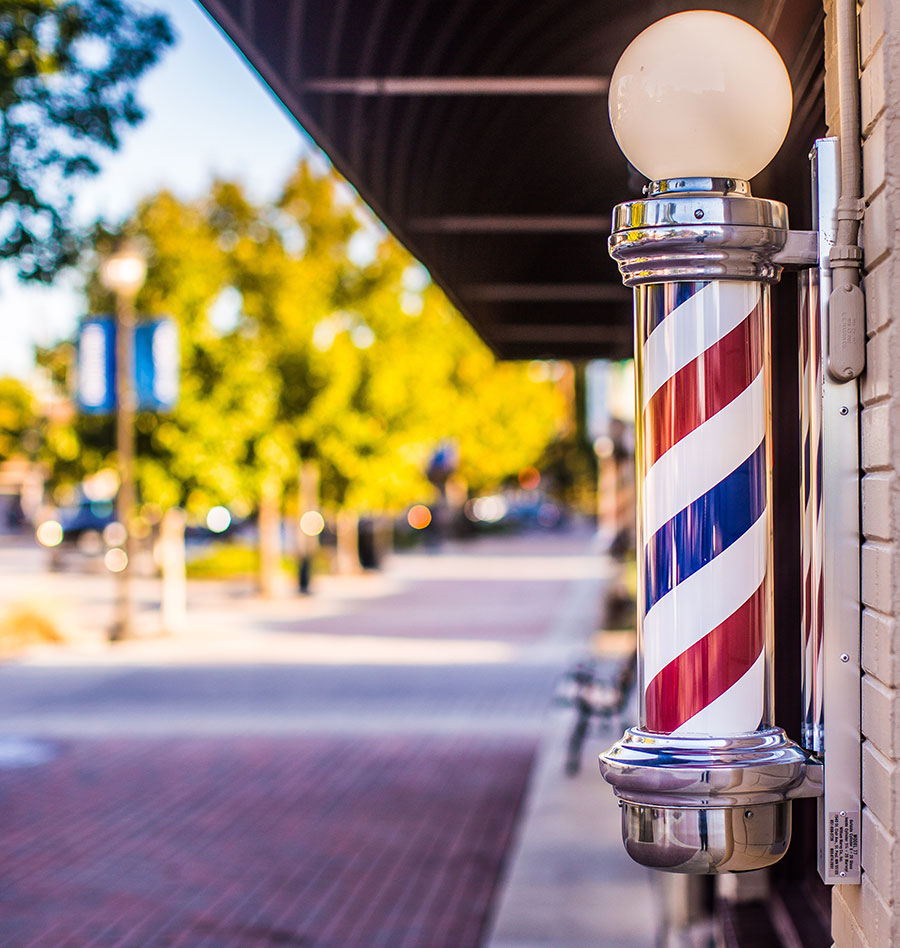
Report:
828,811,860,878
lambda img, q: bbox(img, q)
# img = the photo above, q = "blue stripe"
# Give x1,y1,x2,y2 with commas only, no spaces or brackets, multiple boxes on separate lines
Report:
643,281,708,342
644,440,767,614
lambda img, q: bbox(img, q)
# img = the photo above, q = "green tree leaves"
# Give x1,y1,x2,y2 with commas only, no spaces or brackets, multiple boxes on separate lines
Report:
0,0,174,281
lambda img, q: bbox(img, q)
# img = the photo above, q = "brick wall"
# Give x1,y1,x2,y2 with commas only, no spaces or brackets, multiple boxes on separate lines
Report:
826,0,900,944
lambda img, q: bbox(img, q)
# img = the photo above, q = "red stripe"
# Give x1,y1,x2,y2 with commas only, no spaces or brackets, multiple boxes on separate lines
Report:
645,582,766,733
643,304,763,469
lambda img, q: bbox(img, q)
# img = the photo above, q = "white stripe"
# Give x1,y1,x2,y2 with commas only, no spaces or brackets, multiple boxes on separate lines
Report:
643,514,768,684
641,370,766,541
672,649,765,737
642,282,760,408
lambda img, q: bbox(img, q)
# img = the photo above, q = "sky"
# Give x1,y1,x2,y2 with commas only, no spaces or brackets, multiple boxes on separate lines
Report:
1,0,324,378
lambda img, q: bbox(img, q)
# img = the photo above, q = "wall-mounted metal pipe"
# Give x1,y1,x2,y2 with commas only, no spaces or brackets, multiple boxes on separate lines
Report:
827,0,866,381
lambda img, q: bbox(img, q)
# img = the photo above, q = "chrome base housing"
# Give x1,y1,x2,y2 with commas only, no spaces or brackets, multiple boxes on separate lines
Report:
599,728,822,874
621,801,791,874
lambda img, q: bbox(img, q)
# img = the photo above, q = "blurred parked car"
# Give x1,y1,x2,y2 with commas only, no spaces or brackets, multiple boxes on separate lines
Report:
35,498,154,574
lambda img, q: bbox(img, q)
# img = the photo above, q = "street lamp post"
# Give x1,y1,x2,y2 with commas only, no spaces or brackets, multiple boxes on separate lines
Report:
100,240,147,641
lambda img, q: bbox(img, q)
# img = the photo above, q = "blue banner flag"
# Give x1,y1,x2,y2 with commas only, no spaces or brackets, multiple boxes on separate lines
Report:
76,316,116,414
76,315,179,414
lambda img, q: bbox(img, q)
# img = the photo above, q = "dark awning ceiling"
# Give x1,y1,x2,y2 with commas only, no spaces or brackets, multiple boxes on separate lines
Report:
197,0,824,359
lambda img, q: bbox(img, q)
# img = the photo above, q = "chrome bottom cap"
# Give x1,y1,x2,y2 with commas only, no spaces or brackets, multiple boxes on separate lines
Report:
621,801,791,874
598,727,816,808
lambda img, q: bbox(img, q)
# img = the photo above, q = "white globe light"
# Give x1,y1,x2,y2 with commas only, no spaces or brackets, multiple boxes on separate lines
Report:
608,11,792,182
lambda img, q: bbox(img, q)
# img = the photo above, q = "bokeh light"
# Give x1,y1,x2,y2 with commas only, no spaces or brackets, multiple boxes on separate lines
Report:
82,468,120,502
206,506,232,533
300,510,325,537
407,505,432,530
518,466,541,490
103,522,127,548
36,520,63,548
104,548,128,573
464,496,508,524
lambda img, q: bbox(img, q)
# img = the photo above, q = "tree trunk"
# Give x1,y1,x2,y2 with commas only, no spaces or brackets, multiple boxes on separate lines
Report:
258,474,283,598
159,507,186,634
296,461,320,593
335,509,361,575
373,515,394,567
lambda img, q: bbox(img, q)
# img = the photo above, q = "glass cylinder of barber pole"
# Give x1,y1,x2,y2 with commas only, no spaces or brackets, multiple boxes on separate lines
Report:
635,279,773,737
599,178,818,875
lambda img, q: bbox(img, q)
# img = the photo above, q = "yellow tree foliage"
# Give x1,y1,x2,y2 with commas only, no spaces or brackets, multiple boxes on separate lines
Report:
59,160,569,518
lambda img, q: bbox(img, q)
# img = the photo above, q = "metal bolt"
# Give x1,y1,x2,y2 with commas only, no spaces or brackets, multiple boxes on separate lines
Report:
840,653,850,663
840,406,849,415
744,809,754,820
840,811,847,817
840,871,847,878
694,208,704,220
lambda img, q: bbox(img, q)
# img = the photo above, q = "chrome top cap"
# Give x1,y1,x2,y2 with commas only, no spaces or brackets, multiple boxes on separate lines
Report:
608,185,789,285
645,177,752,197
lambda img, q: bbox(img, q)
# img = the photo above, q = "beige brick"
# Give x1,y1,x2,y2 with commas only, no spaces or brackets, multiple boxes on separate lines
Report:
861,401,893,470
863,473,894,540
863,739,898,828
834,873,896,947
863,674,898,756
860,0,885,69
863,609,900,686
863,541,894,613
834,883,870,947
862,808,898,906
863,116,886,202
863,261,893,335
862,874,895,946
862,187,891,269
861,325,891,406
861,43,886,136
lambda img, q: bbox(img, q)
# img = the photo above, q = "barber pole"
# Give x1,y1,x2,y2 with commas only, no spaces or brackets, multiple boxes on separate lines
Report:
638,280,770,737
597,176,821,875
597,11,844,879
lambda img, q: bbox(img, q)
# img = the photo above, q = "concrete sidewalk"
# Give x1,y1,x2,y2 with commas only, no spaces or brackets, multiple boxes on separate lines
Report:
487,680,659,948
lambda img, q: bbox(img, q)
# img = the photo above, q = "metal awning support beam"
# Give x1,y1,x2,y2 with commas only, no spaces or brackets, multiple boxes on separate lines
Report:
410,215,612,233
488,325,631,343
463,283,630,302
298,76,610,95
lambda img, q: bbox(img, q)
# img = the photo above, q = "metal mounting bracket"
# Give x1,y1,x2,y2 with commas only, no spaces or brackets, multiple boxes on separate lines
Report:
772,230,818,268
801,137,862,885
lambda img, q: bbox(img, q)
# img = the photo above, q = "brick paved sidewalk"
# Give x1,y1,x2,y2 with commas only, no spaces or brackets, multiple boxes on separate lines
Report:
0,736,533,947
